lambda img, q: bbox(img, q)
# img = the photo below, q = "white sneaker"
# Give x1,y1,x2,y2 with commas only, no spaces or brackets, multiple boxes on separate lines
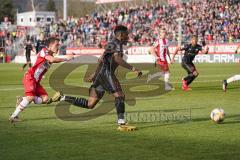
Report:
118,119,126,125
9,116,21,123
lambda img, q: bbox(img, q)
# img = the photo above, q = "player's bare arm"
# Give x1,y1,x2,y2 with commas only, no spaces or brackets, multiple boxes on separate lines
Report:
150,46,157,57
171,46,181,63
113,52,142,77
45,54,74,63
199,46,209,54
150,45,161,62
167,47,171,63
87,59,103,82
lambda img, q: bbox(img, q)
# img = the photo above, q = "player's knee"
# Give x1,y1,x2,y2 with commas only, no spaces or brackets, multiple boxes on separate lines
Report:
26,96,34,102
41,96,49,103
193,71,199,77
114,91,125,98
87,101,96,109
119,93,125,99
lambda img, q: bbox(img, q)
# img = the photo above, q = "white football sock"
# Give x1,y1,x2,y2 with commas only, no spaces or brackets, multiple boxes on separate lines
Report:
164,72,170,83
34,97,43,104
164,72,174,90
227,75,240,84
11,97,30,117
147,72,164,83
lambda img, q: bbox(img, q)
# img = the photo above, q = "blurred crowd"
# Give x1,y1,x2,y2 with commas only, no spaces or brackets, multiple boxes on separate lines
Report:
63,0,240,47
0,0,239,57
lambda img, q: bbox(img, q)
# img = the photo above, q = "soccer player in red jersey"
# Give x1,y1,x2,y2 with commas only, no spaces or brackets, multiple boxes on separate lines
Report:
9,37,74,123
149,28,174,91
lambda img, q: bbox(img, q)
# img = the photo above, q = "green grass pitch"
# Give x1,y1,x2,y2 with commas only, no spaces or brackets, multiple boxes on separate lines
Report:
1,63,240,160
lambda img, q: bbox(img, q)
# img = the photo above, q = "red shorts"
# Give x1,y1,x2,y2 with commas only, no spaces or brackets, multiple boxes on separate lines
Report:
157,60,169,72
23,73,48,97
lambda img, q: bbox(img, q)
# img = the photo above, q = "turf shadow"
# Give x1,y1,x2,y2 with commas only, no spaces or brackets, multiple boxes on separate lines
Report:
221,120,240,125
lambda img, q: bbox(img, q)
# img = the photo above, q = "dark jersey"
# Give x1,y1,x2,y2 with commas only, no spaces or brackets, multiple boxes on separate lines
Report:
25,43,33,54
181,44,202,64
92,39,131,94
102,39,124,73
36,40,46,53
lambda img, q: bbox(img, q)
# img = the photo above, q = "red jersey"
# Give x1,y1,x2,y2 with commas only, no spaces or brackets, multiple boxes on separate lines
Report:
27,48,51,83
153,38,169,62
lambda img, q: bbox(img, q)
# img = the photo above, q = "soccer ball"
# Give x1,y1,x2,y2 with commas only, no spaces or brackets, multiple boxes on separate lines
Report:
210,108,225,123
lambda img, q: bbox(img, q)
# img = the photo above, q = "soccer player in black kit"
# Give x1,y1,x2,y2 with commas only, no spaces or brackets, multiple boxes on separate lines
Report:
171,36,209,91
22,35,35,70
50,25,142,129
36,33,46,53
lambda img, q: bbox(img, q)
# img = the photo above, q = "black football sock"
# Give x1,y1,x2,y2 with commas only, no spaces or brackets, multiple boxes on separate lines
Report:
115,97,125,120
64,96,89,109
184,74,192,82
186,75,196,85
